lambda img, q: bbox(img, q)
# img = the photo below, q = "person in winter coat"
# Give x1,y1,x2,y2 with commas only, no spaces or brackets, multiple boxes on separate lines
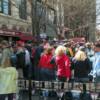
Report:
16,41,32,79
72,46,91,82
63,43,74,58
0,57,18,100
38,46,55,81
85,42,94,58
1,40,12,67
55,45,71,82
16,41,26,78
89,41,100,82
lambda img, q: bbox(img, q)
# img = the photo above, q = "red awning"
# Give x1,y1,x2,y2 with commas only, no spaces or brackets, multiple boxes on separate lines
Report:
16,32,34,41
71,37,85,43
0,29,17,37
19,35,33,41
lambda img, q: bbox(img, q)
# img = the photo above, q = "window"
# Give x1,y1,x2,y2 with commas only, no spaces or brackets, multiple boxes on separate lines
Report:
0,0,11,15
19,0,27,20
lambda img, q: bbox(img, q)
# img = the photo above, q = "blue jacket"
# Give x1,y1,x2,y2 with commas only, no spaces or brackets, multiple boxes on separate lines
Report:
89,52,100,78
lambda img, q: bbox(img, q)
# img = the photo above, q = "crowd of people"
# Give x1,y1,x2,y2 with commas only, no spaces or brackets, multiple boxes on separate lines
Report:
0,39,100,100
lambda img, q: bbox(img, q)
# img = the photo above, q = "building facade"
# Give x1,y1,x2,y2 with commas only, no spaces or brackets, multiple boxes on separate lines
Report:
0,0,65,42
0,0,32,42
35,0,57,38
35,0,64,39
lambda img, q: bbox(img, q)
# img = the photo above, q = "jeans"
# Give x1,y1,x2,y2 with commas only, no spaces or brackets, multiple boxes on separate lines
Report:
0,94,14,100
40,68,56,81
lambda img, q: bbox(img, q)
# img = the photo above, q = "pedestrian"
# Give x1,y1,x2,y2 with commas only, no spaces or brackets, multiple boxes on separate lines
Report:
1,40,12,67
38,46,55,81
85,42,94,58
55,45,71,82
63,42,74,58
72,46,91,82
89,41,100,82
0,57,18,100
33,40,47,80
16,40,26,78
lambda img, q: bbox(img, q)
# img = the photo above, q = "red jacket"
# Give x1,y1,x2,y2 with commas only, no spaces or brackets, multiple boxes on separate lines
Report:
38,53,54,69
55,54,71,78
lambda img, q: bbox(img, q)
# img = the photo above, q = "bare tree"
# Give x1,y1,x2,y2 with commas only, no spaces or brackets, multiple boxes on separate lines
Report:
61,0,96,40
29,0,52,35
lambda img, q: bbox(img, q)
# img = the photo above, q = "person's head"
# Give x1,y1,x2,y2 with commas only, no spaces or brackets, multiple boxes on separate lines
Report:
1,40,9,49
42,39,48,45
85,42,91,49
74,50,87,61
94,41,100,53
16,40,25,47
55,45,66,56
79,46,85,52
44,46,53,54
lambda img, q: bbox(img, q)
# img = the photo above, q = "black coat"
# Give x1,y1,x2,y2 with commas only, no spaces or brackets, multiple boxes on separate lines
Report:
16,51,26,69
73,58,91,78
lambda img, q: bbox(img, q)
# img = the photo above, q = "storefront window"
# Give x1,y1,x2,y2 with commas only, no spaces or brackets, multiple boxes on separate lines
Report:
0,0,11,15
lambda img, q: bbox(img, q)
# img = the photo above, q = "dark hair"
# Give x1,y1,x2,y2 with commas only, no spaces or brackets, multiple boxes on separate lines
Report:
1,40,9,46
95,41,100,48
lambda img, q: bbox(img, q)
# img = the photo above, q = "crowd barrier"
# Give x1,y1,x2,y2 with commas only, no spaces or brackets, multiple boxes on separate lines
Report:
18,79,100,100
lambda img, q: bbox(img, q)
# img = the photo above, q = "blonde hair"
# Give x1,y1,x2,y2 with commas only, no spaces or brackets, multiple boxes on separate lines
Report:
55,45,66,56
44,46,53,54
74,50,87,61
1,57,12,68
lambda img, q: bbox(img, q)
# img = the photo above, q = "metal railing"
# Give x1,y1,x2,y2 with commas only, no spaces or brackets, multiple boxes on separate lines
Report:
18,79,100,100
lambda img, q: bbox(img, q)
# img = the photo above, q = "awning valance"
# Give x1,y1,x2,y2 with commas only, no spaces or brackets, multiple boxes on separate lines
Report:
16,32,34,41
